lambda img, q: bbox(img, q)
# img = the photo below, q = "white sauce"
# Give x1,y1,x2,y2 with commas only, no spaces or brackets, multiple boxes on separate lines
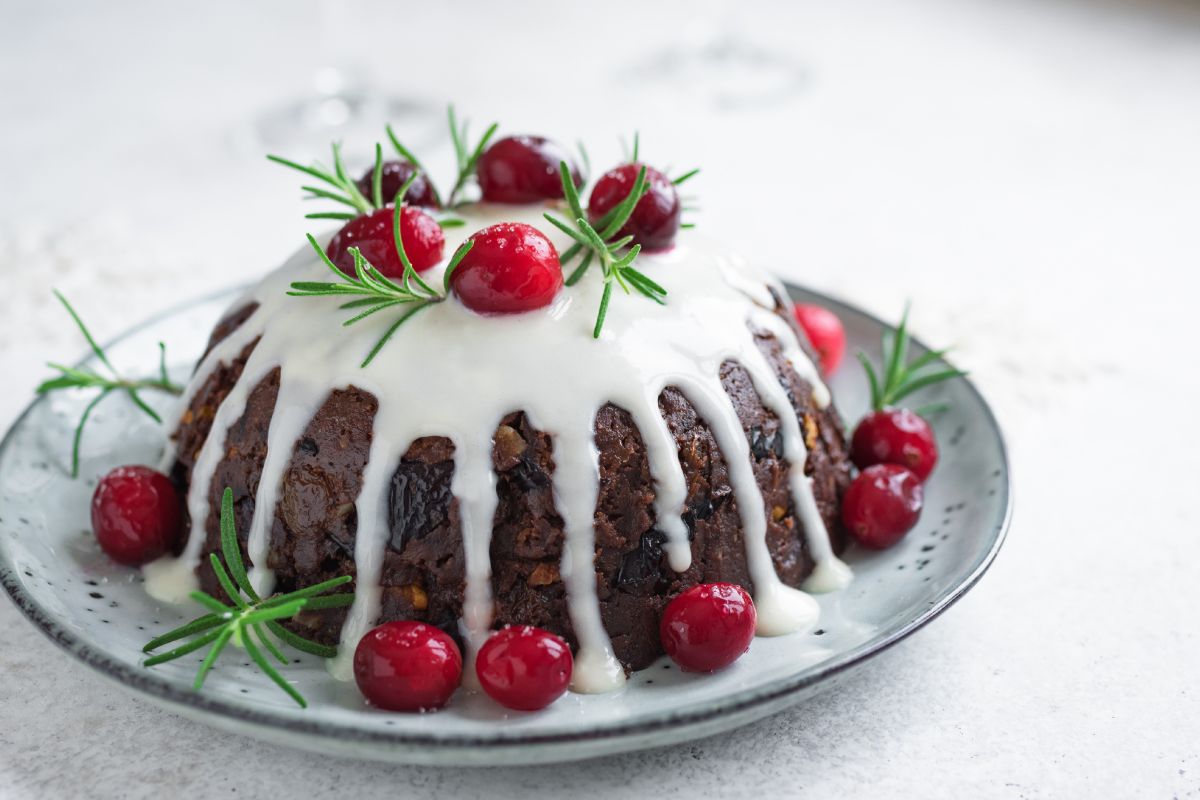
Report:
145,201,852,692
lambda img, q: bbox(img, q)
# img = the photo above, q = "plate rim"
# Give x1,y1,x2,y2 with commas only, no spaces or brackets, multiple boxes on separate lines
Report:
0,282,1012,751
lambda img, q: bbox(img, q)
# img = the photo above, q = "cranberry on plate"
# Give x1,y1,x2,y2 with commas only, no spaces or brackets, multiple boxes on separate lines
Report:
851,408,939,483
353,621,462,712
449,222,563,314
792,303,846,375
660,582,757,673
325,206,444,279
355,160,440,209
476,135,583,203
842,463,924,550
91,465,181,566
587,163,681,252
476,625,573,711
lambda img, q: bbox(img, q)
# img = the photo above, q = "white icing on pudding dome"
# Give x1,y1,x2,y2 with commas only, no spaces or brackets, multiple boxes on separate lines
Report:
144,201,852,694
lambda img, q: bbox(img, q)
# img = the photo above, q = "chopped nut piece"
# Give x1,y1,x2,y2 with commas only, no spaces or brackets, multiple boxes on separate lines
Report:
399,583,429,610
803,413,819,450
494,424,528,470
528,562,560,587
772,505,787,522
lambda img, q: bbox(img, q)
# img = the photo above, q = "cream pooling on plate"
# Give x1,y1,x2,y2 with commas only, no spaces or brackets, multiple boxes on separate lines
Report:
144,202,852,693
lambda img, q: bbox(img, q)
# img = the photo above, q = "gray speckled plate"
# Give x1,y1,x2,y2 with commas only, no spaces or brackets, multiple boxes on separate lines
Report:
0,284,1010,765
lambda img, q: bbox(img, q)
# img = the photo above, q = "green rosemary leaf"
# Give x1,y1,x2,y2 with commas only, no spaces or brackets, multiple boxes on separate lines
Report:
126,388,162,424
157,342,169,385
143,626,226,667
437,217,466,229
253,622,290,665
598,166,648,240
265,621,337,659
560,161,586,221
672,168,700,186
70,387,112,478
266,155,342,190
565,249,594,286
143,614,226,653
242,630,307,708
343,299,403,326
561,241,584,266
54,290,115,374
362,303,430,367
194,626,236,690
332,142,371,212
191,590,234,616
884,304,911,396
623,263,663,295
607,234,634,252
338,297,393,310
386,124,425,172
371,143,384,209
305,212,357,221
443,239,474,294
888,368,967,405
209,552,248,609
299,593,356,611
913,402,950,417
593,281,614,339
542,213,591,248
448,105,467,170
680,223,696,229
576,216,610,256
612,246,645,274
219,487,257,600
262,575,354,607
307,233,350,281
240,598,308,625
300,186,359,208
902,347,952,377
856,351,882,410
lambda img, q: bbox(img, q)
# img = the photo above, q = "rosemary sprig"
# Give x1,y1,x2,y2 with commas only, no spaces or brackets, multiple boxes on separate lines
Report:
142,487,354,708
445,105,498,207
267,141,375,220
544,162,665,337
856,304,967,414
287,176,473,366
37,291,183,478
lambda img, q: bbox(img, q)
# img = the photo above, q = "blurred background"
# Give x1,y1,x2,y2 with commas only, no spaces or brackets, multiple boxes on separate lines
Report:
1,0,1198,796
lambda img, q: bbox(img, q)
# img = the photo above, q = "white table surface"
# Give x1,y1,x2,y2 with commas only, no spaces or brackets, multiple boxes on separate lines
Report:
2,0,1198,796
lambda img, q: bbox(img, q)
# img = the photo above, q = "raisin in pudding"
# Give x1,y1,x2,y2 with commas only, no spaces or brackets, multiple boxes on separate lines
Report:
140,124,855,699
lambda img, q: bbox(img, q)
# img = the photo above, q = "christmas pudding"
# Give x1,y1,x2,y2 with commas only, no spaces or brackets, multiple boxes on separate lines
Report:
133,121,856,697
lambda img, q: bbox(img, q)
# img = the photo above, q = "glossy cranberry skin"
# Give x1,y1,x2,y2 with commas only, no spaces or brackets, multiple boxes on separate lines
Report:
476,136,582,203
851,409,939,482
475,626,573,711
587,164,681,252
353,621,462,712
660,583,756,673
91,466,181,566
842,464,924,550
325,206,444,280
450,222,563,314
792,303,846,374
355,160,440,208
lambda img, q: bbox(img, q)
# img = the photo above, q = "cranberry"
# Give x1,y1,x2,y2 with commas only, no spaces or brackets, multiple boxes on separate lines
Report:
91,466,181,566
353,621,462,712
792,303,846,374
475,626,573,711
587,164,681,252
851,409,939,483
450,223,563,314
660,583,756,673
476,136,582,203
842,464,924,550
355,160,440,208
325,206,444,280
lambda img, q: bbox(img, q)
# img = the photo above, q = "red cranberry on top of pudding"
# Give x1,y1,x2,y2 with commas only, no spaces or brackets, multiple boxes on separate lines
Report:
588,163,681,252
476,135,583,203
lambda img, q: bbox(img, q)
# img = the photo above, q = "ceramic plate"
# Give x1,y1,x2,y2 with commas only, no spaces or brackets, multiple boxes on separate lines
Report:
0,284,1010,765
